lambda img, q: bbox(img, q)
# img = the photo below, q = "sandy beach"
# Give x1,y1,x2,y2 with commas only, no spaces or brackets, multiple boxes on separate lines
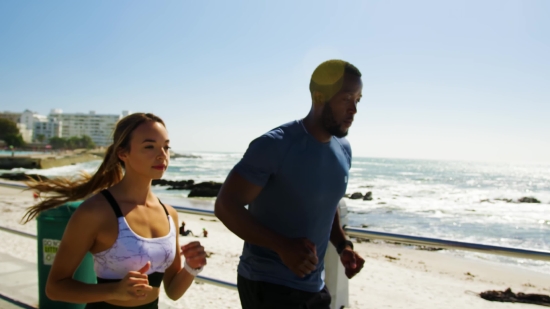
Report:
0,184,548,309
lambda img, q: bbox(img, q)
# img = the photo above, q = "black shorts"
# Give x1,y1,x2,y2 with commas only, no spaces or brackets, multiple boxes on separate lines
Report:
85,298,158,309
237,275,331,309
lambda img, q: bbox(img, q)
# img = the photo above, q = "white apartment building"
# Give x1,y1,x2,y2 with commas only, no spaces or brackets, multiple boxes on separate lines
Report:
49,110,128,146
33,118,62,142
16,123,33,143
20,110,47,132
20,109,52,142
2,109,129,146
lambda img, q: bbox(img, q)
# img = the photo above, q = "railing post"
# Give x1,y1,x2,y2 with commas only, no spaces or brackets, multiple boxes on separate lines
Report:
324,199,349,309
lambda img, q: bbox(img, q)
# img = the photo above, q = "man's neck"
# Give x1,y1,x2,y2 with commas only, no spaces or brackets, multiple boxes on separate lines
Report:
302,113,332,143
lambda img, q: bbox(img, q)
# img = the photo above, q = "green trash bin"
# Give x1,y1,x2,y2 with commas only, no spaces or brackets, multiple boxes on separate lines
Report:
37,201,97,309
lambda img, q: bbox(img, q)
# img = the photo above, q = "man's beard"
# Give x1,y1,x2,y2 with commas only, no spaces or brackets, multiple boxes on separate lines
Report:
321,102,348,138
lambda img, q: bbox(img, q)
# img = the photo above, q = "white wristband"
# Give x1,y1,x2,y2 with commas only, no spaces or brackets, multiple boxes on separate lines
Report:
183,261,203,276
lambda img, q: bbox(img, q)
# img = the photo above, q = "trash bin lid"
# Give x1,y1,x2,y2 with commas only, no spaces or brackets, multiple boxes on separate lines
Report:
36,201,84,219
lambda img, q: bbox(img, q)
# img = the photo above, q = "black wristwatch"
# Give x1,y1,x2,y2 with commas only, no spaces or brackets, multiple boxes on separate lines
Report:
336,240,354,255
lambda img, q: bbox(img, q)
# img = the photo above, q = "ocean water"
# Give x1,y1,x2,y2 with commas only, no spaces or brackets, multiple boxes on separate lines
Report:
2,152,549,273
0,150,45,156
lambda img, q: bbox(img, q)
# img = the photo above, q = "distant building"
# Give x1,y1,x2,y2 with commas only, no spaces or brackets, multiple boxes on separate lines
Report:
48,110,126,146
20,109,51,142
16,123,33,143
20,110,47,131
34,118,62,142
3,109,129,146
0,111,22,124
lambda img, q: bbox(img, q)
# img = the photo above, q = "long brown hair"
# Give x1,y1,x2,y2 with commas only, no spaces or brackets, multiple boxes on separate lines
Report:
21,113,165,223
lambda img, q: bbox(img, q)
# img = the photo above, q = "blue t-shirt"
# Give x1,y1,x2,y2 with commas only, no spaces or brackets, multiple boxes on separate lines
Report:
233,120,352,292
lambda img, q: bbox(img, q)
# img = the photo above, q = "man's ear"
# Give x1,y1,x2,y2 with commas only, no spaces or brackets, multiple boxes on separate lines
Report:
312,91,325,105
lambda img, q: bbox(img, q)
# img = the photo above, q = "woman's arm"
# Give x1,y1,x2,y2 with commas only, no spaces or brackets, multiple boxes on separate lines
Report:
163,207,207,300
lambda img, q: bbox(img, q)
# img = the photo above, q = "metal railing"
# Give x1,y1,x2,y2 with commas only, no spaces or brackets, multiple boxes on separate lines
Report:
0,181,236,291
1,180,549,296
0,225,36,240
173,206,216,217
0,293,36,309
345,228,550,262
171,207,550,262
0,224,237,291
0,181,27,189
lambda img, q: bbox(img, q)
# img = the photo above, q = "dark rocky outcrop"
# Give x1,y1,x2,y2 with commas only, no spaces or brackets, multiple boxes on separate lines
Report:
349,192,363,199
152,179,222,197
347,191,374,201
0,173,49,181
363,191,373,201
188,181,223,197
518,197,540,203
493,197,541,204
170,153,201,159
480,288,550,306
153,179,195,190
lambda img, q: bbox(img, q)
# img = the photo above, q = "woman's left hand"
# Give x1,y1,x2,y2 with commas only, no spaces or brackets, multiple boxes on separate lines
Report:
181,241,207,269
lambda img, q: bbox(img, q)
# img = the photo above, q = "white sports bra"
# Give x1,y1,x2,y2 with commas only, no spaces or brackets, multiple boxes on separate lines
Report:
92,190,176,287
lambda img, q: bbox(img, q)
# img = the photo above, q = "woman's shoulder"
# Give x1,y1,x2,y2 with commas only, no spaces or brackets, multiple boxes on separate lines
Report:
161,201,179,221
72,191,115,221
62,191,117,238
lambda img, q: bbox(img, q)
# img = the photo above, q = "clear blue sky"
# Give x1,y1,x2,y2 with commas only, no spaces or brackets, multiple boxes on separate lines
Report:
1,0,549,163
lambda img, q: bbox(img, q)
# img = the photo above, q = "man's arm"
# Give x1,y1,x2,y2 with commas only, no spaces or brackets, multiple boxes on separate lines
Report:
330,208,351,251
214,170,287,252
330,205,365,279
214,170,318,278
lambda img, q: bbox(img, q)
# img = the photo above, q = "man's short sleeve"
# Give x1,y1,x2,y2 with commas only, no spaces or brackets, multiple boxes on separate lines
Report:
337,137,352,168
233,130,284,187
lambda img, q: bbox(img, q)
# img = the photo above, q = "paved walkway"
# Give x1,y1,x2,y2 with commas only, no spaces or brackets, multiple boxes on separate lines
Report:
0,252,38,308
